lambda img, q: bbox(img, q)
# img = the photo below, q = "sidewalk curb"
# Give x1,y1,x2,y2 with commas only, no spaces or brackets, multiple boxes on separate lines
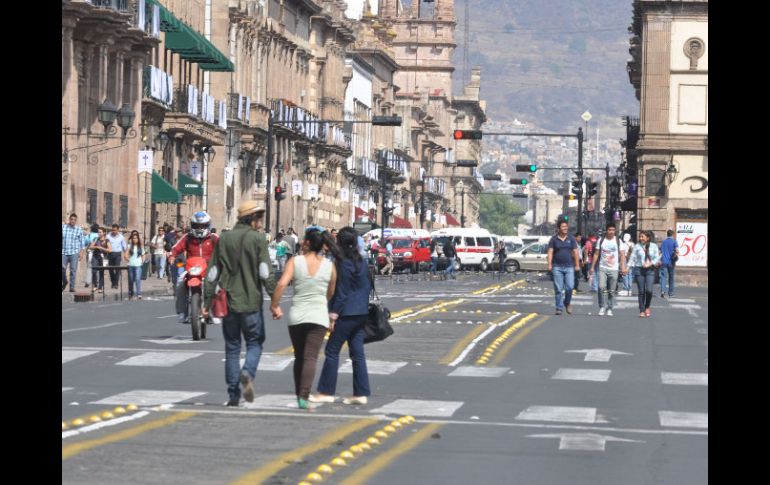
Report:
62,285,175,303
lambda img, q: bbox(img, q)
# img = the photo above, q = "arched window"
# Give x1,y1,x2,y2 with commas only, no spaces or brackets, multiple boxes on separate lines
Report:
645,168,666,197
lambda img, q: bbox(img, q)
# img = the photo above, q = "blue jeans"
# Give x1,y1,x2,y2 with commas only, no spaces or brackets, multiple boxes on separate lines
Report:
222,310,265,401
623,270,633,292
660,264,675,296
634,267,655,311
153,254,166,278
444,258,457,278
551,266,575,311
62,254,79,291
127,266,142,297
430,257,438,273
598,269,619,310
589,267,599,291
317,315,370,397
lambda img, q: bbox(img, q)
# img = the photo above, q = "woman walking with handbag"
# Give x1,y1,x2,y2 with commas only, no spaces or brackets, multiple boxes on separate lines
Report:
271,227,339,410
311,227,373,406
89,227,111,294
630,230,660,318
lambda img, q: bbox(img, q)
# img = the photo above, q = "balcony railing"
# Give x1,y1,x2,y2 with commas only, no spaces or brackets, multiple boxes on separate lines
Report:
89,0,129,11
135,0,161,38
143,65,173,107
356,157,379,182
170,84,226,130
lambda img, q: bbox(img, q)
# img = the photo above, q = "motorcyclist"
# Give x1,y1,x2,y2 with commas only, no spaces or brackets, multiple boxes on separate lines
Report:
170,211,219,323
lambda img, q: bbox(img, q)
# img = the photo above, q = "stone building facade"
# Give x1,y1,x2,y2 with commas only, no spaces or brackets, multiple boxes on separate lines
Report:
627,0,708,269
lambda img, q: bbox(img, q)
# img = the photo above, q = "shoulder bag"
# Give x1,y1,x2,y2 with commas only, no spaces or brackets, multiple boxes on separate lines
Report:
363,266,393,344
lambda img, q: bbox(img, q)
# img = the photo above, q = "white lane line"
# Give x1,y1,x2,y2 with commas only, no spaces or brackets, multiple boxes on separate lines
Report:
659,411,708,429
156,314,178,319
163,407,708,437
448,313,522,367
62,321,129,334
661,373,708,386
90,390,207,406
552,368,612,382
62,411,151,439
516,406,599,424
448,366,510,377
116,352,204,367
527,432,644,451
64,345,222,354
62,387,74,392
62,350,99,364
241,394,327,410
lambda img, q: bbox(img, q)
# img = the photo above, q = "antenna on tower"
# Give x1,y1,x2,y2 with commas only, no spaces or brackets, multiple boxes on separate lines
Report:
463,0,469,86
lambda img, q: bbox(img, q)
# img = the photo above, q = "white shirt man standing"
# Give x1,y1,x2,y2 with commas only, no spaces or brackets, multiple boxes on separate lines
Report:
590,222,627,316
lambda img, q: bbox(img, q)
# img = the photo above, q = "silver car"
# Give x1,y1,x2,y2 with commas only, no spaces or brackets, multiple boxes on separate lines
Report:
504,242,549,272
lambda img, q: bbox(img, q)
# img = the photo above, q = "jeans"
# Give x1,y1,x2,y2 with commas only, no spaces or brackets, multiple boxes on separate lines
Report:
551,266,575,311
623,270,633,292
278,255,287,271
660,264,675,296
574,267,582,291
317,315,370,397
153,254,166,279
127,266,142,297
108,252,122,287
62,254,79,291
634,267,655,311
222,310,265,401
430,257,438,274
598,269,619,310
589,267,599,291
444,258,457,278
91,255,105,290
288,323,328,400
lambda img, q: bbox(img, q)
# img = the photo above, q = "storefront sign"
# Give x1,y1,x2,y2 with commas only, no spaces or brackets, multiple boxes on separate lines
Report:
676,222,707,267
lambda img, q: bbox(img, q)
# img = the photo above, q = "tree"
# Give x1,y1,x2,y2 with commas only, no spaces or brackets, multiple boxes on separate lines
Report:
479,195,523,235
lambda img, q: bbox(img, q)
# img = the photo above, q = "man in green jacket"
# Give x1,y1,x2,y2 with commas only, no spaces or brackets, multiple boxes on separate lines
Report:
204,200,276,407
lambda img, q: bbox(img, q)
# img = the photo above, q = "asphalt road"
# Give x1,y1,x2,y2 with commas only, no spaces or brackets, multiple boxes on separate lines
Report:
62,271,708,485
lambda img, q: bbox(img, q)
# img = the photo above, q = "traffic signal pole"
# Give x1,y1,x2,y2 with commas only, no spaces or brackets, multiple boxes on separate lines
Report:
577,128,584,235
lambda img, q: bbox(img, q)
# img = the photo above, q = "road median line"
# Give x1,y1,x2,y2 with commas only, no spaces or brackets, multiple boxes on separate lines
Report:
490,315,549,366
447,312,522,367
230,418,376,485
62,411,197,460
476,313,540,366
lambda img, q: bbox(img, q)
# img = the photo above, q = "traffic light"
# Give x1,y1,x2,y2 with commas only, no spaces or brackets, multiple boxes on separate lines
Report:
571,180,583,195
587,181,598,197
453,130,482,140
371,116,402,126
510,178,529,185
564,194,577,200
274,185,286,201
482,174,502,181
456,159,478,167
515,164,537,172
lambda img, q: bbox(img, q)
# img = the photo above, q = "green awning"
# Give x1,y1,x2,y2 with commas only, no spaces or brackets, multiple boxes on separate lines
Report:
178,171,203,196
152,171,182,203
148,0,234,72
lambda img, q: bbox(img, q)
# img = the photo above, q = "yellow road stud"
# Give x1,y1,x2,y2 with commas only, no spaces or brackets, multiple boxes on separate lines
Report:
374,430,389,439
71,418,85,427
298,482,313,485
405,416,416,424
384,425,397,433
113,407,127,415
398,417,410,425
331,458,347,467
126,404,139,411
339,451,355,460
390,420,403,428
306,472,324,482
88,415,102,423
349,445,363,454
62,422,68,430
101,411,114,420
367,437,381,446
359,442,372,451
317,464,334,474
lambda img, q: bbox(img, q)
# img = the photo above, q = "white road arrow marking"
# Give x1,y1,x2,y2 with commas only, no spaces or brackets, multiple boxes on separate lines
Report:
527,433,644,451
565,349,633,362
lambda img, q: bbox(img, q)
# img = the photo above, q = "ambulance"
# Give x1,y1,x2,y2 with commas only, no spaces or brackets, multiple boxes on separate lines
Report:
429,227,497,271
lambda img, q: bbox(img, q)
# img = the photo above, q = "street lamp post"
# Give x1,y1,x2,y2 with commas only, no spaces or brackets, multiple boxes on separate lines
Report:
456,180,466,228
274,158,284,236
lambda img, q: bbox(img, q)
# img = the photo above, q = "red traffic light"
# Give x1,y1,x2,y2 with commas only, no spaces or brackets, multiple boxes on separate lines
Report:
453,130,482,140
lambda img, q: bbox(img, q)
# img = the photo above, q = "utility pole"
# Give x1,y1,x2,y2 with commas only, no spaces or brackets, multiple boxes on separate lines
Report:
577,127,584,235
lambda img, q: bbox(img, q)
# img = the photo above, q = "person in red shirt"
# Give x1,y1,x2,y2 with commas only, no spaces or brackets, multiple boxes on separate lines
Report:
172,211,219,323
584,234,599,292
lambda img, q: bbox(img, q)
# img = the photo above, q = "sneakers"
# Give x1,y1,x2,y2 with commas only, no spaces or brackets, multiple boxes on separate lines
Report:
607,309,614,316
660,293,665,299
309,393,335,403
342,396,368,405
240,371,255,403
297,398,311,410
555,309,563,315
598,307,606,316
177,313,186,323
210,317,222,325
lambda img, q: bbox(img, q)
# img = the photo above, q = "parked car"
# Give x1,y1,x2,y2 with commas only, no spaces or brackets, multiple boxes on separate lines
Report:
376,237,432,273
504,242,549,272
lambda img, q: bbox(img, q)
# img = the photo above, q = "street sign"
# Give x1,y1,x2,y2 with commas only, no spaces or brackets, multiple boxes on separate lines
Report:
582,111,592,122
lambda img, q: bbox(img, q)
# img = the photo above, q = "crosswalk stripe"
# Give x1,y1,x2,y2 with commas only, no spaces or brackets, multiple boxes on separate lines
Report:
516,405,600,424
659,411,708,429
369,399,464,417
661,373,708,386
340,360,407,375
90,390,207,406
116,352,203,367
241,394,327,410
448,366,510,377
552,368,612,382
62,350,99,364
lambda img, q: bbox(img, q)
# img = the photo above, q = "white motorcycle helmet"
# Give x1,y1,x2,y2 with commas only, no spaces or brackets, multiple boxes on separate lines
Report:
190,211,211,239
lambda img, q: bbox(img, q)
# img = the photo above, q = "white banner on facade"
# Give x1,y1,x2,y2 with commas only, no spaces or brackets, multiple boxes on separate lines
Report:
307,184,319,199
426,210,432,221
676,222,707,267
394,203,401,216
189,160,202,181
440,215,447,225
361,200,369,211
408,207,415,218
340,188,349,202
353,193,360,206
138,150,153,174
292,180,303,196
224,167,234,187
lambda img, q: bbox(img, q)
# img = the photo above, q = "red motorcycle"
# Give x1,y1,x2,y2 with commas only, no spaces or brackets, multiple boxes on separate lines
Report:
184,256,209,340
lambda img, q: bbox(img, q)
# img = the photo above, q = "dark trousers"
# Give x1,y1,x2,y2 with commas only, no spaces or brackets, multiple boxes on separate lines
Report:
288,323,328,400
574,268,581,291
107,252,122,287
634,267,655,311
317,315,370,397
91,255,105,290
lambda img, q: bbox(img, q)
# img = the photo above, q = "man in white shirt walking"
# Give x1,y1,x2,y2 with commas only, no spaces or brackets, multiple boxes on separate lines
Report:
590,222,627,316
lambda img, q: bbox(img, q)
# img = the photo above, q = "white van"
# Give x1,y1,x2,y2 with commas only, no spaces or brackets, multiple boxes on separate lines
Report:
430,227,496,271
